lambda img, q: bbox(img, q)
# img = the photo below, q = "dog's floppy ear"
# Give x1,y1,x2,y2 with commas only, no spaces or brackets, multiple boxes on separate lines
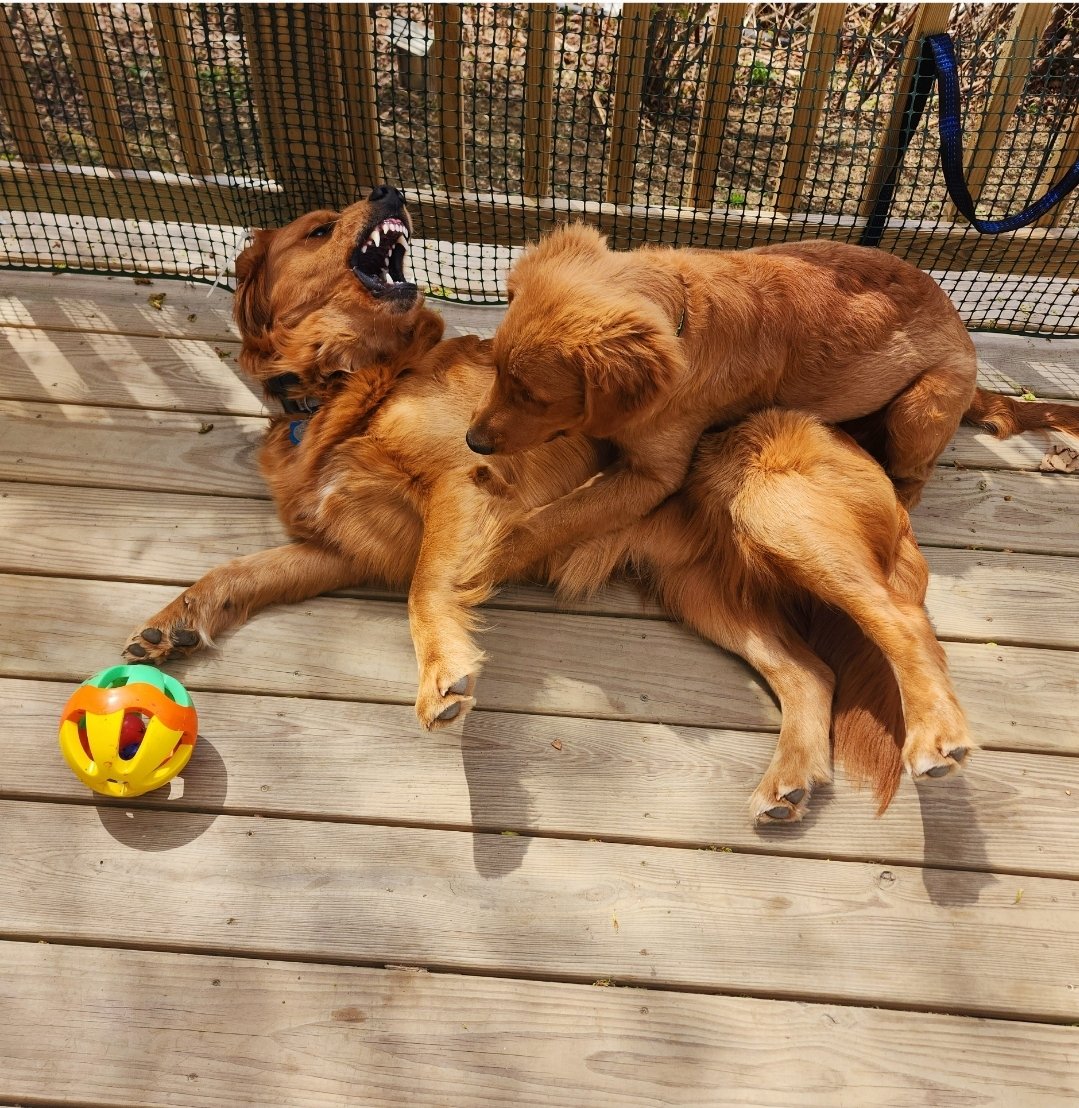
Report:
572,304,685,435
233,230,274,338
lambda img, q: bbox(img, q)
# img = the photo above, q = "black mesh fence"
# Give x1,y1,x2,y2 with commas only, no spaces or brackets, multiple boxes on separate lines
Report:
1,3,1078,333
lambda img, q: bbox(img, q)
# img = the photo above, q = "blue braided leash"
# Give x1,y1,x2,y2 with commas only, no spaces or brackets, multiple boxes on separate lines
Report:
861,33,1078,246
927,33,1079,234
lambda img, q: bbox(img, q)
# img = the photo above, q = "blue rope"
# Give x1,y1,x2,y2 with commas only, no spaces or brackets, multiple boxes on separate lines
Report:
927,32,1079,234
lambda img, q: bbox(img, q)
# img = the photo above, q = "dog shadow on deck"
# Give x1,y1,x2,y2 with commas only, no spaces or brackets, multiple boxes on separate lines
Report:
916,776,995,906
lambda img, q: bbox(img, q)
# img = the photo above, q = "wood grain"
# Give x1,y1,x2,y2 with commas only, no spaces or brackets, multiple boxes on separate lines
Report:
775,3,846,213
858,4,952,220
0,271,238,341
0,326,258,414
0,401,268,497
604,4,651,206
149,4,215,177
3,468,1076,606
55,5,132,170
0,12,51,164
4,479,1077,646
7,678,1079,874
7,942,1078,1108
4,798,1079,1019
688,4,747,210
1,574,1076,751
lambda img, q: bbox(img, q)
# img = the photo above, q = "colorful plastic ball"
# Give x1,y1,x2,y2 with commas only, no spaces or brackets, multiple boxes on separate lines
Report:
58,664,198,798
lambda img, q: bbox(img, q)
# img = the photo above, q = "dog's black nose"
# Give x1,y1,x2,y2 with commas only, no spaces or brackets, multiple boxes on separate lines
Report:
465,428,495,455
368,185,404,205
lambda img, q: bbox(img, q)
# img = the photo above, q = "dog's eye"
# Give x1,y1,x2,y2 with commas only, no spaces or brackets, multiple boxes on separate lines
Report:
307,223,335,240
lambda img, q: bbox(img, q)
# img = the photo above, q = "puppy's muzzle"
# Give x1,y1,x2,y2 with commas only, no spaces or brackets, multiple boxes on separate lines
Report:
465,428,495,455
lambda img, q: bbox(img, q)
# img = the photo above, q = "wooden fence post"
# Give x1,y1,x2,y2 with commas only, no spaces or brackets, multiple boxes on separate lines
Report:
775,3,845,214
55,4,132,170
523,4,556,200
689,4,747,210
0,13,50,164
149,4,214,177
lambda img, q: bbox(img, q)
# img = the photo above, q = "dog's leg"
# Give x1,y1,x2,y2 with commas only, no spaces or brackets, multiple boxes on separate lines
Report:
655,562,835,824
408,477,513,731
748,516,974,783
881,358,977,508
123,542,360,664
493,422,703,581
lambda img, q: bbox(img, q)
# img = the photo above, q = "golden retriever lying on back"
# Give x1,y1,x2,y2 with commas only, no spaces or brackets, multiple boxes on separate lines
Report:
120,192,1067,820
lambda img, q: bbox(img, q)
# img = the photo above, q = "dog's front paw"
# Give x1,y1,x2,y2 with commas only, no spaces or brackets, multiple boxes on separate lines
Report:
415,672,476,731
122,595,209,665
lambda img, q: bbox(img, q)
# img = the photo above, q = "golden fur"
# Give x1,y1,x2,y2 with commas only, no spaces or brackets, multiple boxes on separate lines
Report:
121,195,1069,821
464,225,1071,588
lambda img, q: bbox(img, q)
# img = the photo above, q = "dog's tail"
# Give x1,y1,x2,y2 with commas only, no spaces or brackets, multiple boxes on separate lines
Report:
795,517,928,815
964,386,1079,439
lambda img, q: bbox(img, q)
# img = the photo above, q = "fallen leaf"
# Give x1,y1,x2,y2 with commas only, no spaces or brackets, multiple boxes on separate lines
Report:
1014,890,1023,904
187,313,197,322
133,277,152,286
1039,446,1079,473
197,422,214,434
147,292,166,310
551,739,562,751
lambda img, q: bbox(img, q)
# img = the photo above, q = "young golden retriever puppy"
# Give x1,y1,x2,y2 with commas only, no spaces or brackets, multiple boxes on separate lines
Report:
466,225,984,584
120,192,1065,820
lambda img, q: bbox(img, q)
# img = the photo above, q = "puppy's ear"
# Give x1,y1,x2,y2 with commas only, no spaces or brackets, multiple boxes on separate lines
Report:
575,307,684,434
233,230,273,338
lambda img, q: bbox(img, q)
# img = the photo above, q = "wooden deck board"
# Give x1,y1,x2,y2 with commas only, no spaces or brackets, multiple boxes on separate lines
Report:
3,270,1078,1102
7,677,1079,877
1,574,1076,752
4,798,1079,1020
8,942,1078,1108
4,396,1076,502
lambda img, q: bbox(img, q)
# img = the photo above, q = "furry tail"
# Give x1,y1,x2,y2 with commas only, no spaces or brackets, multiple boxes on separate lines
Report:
793,517,928,815
964,386,1079,439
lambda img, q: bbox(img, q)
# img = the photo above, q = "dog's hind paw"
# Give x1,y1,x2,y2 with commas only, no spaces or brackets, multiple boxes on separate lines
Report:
751,784,812,825
416,672,476,731
903,715,974,781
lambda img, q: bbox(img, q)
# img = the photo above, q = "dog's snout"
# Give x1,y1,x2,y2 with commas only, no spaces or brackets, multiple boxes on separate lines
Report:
465,428,495,455
368,185,405,205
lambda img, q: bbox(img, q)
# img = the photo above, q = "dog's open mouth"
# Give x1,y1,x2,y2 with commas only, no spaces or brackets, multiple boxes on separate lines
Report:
349,217,414,298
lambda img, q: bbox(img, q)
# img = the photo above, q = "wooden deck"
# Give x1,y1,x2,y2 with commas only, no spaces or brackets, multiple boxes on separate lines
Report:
1,269,1078,1106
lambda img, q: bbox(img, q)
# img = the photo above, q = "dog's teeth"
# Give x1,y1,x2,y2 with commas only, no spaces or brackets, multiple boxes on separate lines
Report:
371,228,381,249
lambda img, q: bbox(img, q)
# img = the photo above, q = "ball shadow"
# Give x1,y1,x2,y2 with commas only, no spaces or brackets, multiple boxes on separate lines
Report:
95,735,228,851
